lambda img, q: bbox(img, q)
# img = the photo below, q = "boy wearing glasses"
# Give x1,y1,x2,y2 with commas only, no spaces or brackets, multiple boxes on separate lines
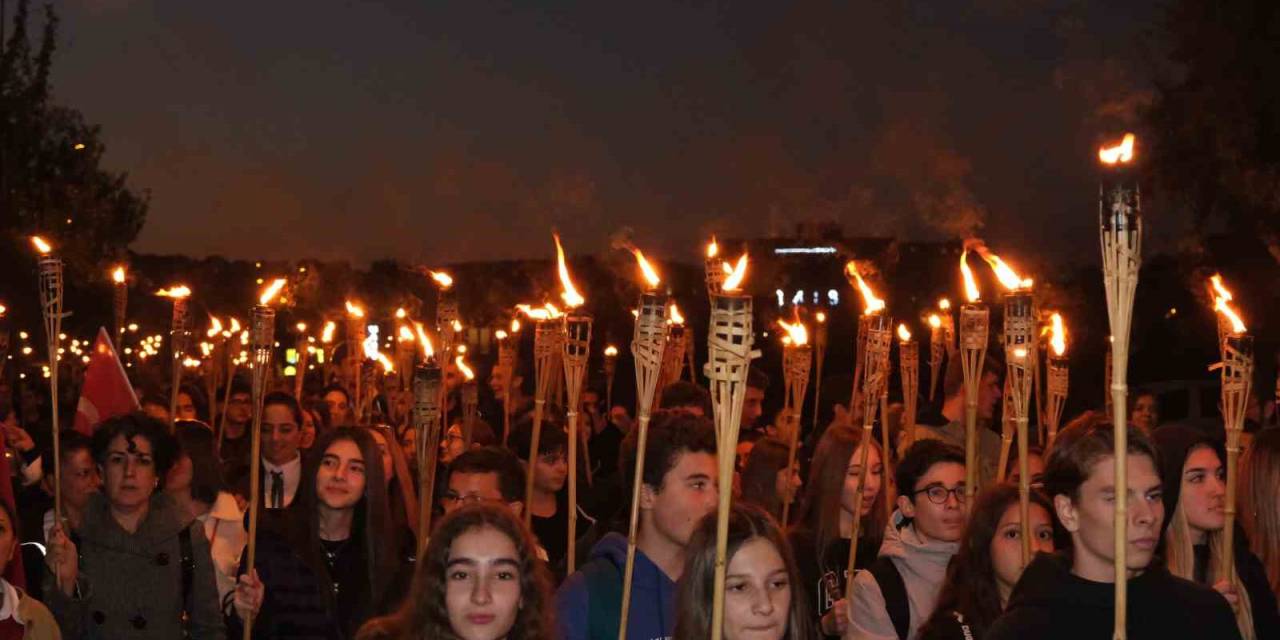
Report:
848,439,967,640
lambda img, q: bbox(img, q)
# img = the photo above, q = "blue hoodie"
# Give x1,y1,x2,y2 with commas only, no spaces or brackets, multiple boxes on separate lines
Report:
556,532,677,640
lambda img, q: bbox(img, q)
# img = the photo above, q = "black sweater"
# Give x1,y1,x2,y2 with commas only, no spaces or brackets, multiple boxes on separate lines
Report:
987,552,1242,640
1192,543,1280,640
787,526,880,638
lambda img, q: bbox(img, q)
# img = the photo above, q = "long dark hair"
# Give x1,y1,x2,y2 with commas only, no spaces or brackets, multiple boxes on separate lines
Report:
173,421,225,505
917,484,1054,637
794,424,886,569
673,503,813,640
355,503,555,640
292,426,398,615
740,437,790,520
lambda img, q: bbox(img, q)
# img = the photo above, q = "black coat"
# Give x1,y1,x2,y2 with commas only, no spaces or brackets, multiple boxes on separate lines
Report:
987,552,1241,640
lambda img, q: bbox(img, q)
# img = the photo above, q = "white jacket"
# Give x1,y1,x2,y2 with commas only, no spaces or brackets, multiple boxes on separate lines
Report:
846,515,958,640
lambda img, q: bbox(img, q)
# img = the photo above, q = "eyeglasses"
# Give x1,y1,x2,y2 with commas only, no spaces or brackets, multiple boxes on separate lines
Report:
440,492,503,507
911,484,967,505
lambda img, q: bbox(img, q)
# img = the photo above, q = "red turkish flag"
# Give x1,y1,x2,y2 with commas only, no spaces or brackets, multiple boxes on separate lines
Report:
73,328,139,434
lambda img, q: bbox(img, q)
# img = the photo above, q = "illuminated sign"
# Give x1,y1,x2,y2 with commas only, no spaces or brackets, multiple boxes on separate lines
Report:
773,247,838,255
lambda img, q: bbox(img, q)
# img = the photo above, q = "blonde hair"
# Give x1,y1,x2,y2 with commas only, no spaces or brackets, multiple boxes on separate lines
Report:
1164,495,1254,639
1239,428,1280,606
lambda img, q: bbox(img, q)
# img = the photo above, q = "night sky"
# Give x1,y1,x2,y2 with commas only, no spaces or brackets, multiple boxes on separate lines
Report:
53,1,1174,267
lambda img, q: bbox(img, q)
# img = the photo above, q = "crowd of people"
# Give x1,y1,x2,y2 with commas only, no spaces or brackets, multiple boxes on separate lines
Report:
1,341,1279,640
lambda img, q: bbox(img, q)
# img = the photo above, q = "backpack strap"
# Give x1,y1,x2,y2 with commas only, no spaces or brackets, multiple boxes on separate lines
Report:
179,526,195,622
867,556,909,640
582,559,623,640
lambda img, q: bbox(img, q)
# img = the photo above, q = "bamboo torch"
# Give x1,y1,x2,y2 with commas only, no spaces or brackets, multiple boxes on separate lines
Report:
242,278,285,640
899,324,919,450
704,236,726,297
412,323,442,552
345,301,366,419
845,263,892,514
498,319,521,447
1099,132,1141,640
658,302,687,396
778,318,811,526
706,253,757,640
1045,313,1069,449
457,354,478,447
959,250,990,501
603,344,618,414
32,236,65,520
519,302,563,528
811,312,828,437
217,318,242,455
157,285,193,429
112,266,127,353
846,262,885,421
553,234,592,574
618,247,667,640
847,314,892,579
431,272,459,437
1211,277,1251,586
319,320,336,386
295,323,311,401
205,317,225,418
928,311,944,404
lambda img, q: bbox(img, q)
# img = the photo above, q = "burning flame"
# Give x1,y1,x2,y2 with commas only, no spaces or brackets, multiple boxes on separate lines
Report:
816,312,826,323
897,324,912,342
375,353,395,373
362,325,380,360
1098,133,1136,165
496,329,508,340
604,345,618,357
228,318,242,334
258,278,287,305
321,321,336,343
1049,313,1067,356
706,237,719,259
974,245,1032,290
1209,275,1247,334
30,236,52,254
395,308,407,319
928,314,942,329
429,271,454,289
345,301,365,318
112,267,126,284
722,254,749,291
156,285,192,299
1209,274,1233,302
511,318,521,333
398,326,414,342
516,303,563,321
296,322,307,333
207,317,224,338
778,319,809,346
455,355,475,381
631,248,662,289
415,322,435,360
554,234,586,308
451,319,463,332
844,263,886,315
960,250,981,303
939,298,951,311
668,302,685,325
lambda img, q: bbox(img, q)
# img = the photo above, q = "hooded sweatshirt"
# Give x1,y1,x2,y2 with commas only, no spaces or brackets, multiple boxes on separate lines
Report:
986,552,1241,640
847,518,959,640
556,532,677,640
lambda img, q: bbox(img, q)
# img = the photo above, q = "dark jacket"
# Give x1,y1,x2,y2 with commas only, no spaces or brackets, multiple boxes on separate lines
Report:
916,610,975,640
987,552,1241,640
556,532,676,640
45,493,225,639
787,526,879,638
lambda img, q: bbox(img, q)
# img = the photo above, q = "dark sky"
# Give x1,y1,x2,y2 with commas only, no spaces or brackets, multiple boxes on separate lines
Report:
52,1,1176,268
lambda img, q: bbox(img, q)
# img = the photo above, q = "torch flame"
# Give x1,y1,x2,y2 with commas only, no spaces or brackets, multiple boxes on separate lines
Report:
1098,133,1136,165
604,345,618,357
321,321,336,343
451,319,463,332
668,302,685,325
345,301,365,318
516,304,562,321
722,254,749,292
362,326,380,360
1209,275,1247,334
455,355,475,381
156,285,192,299
554,234,586,308
207,317,223,338
973,246,1032,290
375,353,395,373
429,271,454,289
631,248,662,289
960,250,981,303
30,236,52,254
258,278,286,305
1209,274,1233,302
414,322,435,360
496,329,508,340
844,262,886,315
928,314,942,329
228,318,242,334
395,308,407,319
398,326,414,342
296,322,307,333
706,237,719,259
939,298,951,311
816,312,826,323
897,324,912,342
112,267,126,284
1049,313,1067,356
778,319,809,346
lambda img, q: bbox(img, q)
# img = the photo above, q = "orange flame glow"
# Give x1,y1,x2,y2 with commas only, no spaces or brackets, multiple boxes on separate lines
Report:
156,285,192,299
228,318,242,334
928,314,942,329
345,301,365,318
816,312,826,323
706,237,719,259
897,324,912,342
30,236,52,254
1209,274,1233,303
722,254,749,292
554,234,585,308
1049,313,1067,356
415,322,435,360
1098,133,1136,165
668,302,685,325
398,326,414,342
395,308,407,319
429,271,454,289
112,267,126,284
939,298,951,311
516,303,563,321
496,329,508,341
974,246,1032,290
455,355,475,381
960,251,981,303
296,322,307,333
321,321,336,343
631,248,662,289
778,319,809,346
1210,275,1247,334
375,353,395,373
604,345,618,357
511,318,521,333
844,263,886,315
258,278,287,305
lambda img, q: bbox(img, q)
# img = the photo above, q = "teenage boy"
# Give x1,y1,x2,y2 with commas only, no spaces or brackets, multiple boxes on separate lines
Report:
848,439,967,640
557,410,718,640
987,418,1240,639
441,446,526,516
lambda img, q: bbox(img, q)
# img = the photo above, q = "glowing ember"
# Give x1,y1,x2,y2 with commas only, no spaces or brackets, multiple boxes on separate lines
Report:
455,355,475,381
321,321,336,343
973,245,1032,290
415,322,435,360
345,301,365,318
429,271,454,289
156,285,192,299
1049,313,1067,356
112,267,126,284
554,234,586,308
30,236,52,254
258,278,287,305
668,302,685,325
722,254,749,291
928,314,942,329
960,250,981,303
897,324,912,342
844,262,886,315
1098,133,1136,165
778,319,809,346
631,248,662,289
604,345,618,357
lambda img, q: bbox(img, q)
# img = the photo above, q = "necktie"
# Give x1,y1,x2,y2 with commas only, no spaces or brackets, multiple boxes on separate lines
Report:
270,471,284,509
